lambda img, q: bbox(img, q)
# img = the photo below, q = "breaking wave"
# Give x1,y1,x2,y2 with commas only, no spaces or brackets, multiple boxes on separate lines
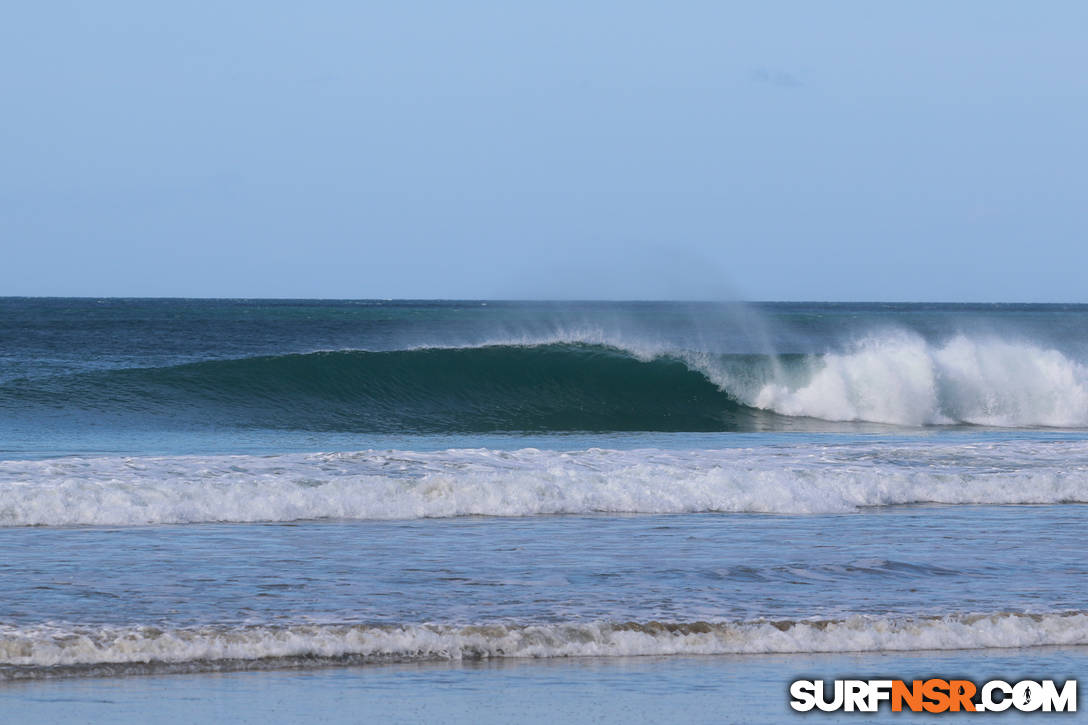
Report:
3,612,1086,679
2,332,1087,432
748,332,1088,427
2,442,1087,526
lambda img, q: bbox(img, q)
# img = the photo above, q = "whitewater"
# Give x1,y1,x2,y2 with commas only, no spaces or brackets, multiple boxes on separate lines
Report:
2,440,1088,526
4,612,1086,679
744,332,1088,427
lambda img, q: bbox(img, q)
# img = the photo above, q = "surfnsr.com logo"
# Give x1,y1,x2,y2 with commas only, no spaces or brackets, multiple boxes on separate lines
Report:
790,679,1077,713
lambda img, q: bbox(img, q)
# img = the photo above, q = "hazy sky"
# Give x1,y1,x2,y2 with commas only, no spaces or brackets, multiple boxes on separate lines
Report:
3,1,1086,300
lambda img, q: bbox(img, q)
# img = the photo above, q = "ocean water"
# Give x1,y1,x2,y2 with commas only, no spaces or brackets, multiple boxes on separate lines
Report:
1,299,1086,721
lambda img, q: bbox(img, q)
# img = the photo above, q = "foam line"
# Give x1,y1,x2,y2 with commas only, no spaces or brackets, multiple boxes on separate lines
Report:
2,442,1087,526
3,612,1085,678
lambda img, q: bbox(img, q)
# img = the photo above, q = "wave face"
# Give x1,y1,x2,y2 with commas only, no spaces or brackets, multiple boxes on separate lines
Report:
2,612,1085,679
4,332,1088,433
3,442,1087,526
1,343,762,433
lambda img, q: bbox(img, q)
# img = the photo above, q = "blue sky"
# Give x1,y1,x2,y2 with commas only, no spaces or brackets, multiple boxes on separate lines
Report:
3,1,1086,300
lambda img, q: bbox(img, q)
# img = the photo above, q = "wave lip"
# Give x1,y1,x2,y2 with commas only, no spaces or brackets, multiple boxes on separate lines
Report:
3,612,1086,679
2,443,1088,526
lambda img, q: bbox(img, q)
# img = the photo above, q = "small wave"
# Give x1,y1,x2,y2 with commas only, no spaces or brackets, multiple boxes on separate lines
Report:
2,443,1087,526
3,612,1086,679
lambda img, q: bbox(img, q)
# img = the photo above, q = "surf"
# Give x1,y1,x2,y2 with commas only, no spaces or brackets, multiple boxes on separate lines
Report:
3,612,1086,679
3,442,1087,526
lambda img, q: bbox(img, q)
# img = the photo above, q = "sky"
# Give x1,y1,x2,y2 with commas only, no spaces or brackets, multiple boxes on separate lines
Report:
2,1,1087,301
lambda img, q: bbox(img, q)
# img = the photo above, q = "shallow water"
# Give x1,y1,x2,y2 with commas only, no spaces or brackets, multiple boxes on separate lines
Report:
4,649,1085,723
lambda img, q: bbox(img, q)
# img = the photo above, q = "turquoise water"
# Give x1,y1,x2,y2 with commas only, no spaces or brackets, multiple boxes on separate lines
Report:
1,299,1086,720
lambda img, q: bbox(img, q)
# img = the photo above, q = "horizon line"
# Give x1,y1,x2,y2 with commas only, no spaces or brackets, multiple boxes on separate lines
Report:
2,296,1086,305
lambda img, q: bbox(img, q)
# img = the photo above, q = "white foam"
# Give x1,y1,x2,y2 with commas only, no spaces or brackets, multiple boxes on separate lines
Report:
741,332,1088,427
2,612,1085,674
1,442,1087,526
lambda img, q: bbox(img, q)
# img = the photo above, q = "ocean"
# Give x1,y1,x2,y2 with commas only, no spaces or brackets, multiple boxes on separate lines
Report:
1,298,1086,722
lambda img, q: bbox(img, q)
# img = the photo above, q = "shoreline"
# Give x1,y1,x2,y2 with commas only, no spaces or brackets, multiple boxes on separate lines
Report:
3,647,1081,723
